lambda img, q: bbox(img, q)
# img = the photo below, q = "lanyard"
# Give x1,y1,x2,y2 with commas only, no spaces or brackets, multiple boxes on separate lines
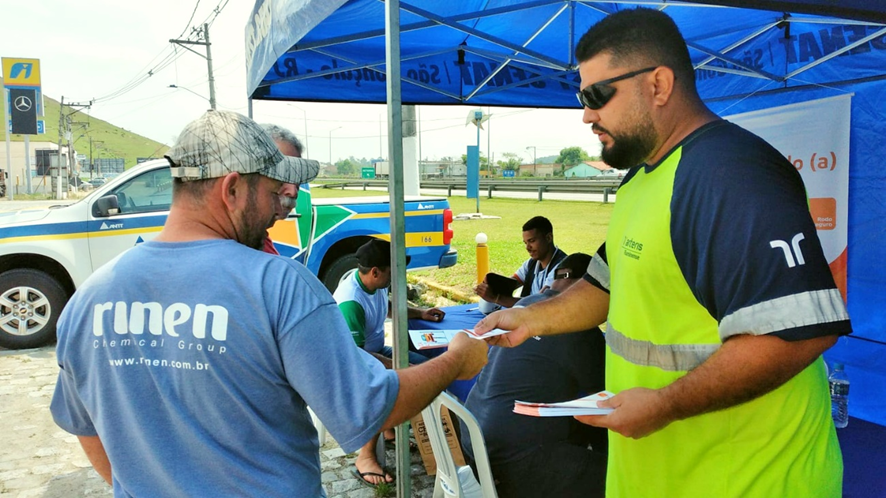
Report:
536,247,561,288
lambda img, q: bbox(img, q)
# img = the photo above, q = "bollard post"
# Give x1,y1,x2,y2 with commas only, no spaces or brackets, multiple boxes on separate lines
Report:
537,186,544,202
363,182,368,191
447,184,453,197
603,187,610,204
476,232,489,285
487,185,494,199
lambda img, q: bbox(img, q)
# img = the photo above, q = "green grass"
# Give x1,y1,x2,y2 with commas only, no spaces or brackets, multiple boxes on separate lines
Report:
1,96,169,170
12,192,55,200
415,196,613,297
374,481,395,497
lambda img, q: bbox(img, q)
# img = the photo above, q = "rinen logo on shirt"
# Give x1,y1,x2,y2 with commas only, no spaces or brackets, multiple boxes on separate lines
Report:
621,236,644,260
92,301,229,340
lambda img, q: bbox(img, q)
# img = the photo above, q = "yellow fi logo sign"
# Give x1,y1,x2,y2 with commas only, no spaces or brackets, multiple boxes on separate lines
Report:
2,58,41,87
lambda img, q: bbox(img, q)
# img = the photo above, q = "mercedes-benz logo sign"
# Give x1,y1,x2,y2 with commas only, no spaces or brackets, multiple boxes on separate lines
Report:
14,96,32,112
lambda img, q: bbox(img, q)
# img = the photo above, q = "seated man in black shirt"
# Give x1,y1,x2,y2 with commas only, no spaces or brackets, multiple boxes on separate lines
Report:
462,252,606,498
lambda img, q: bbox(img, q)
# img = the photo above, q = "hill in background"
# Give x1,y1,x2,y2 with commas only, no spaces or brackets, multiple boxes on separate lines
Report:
1,95,168,170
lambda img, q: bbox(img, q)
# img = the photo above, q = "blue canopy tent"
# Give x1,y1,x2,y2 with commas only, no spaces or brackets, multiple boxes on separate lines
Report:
245,0,886,430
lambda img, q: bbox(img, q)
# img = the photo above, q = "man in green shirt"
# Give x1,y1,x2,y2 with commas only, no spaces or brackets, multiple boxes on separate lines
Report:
333,239,445,485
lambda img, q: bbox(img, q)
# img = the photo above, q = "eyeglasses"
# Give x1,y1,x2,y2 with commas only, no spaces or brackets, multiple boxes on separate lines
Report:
554,270,573,280
575,66,657,110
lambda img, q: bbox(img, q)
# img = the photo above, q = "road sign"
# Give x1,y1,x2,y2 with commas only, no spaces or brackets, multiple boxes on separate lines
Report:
9,88,38,134
502,169,516,178
6,119,44,134
361,167,376,179
2,58,41,88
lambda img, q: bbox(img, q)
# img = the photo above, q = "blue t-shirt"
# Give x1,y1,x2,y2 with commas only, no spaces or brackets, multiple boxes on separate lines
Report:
584,120,850,341
50,239,399,498
463,290,606,466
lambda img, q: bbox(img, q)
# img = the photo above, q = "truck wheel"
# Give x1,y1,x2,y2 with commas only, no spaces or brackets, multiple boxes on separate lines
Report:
321,254,360,293
0,269,68,349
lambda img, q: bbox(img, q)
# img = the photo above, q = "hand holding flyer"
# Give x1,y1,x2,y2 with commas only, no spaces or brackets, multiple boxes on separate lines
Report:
408,328,511,349
513,391,615,417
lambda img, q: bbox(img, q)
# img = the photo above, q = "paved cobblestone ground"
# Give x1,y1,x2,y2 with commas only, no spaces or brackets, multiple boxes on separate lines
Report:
0,346,436,497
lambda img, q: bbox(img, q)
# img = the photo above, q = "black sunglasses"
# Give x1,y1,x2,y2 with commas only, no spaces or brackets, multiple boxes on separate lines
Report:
576,66,657,110
554,270,573,280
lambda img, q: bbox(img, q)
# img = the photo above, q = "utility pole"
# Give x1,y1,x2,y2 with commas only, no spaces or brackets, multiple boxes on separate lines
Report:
56,96,64,199
170,23,217,110
65,114,74,190
93,141,105,177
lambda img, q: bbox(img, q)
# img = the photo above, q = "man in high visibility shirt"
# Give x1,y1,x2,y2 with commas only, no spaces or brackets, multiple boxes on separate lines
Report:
476,8,850,498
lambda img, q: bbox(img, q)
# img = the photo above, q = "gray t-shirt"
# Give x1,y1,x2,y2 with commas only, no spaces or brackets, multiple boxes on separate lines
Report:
51,239,399,497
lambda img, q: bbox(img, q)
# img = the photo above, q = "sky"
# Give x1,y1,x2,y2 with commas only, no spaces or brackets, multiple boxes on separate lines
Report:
2,0,601,165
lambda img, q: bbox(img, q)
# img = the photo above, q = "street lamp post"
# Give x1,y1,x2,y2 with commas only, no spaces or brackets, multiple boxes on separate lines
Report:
92,140,105,178
168,84,211,105
329,126,342,166
287,103,310,159
526,146,536,175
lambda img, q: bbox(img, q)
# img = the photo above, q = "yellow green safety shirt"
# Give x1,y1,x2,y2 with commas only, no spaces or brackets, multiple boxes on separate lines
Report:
584,120,851,497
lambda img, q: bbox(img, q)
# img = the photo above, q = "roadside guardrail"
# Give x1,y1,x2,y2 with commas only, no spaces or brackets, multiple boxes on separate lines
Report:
318,178,621,202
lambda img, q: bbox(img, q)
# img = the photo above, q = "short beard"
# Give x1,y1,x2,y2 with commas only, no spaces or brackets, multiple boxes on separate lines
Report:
600,107,657,170
238,178,271,250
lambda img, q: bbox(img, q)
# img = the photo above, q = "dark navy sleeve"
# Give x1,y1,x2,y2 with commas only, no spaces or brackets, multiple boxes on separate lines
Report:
670,122,850,341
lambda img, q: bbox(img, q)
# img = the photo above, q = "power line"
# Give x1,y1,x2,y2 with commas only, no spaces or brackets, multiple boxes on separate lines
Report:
202,0,231,27
78,0,232,106
90,49,185,104
178,0,202,39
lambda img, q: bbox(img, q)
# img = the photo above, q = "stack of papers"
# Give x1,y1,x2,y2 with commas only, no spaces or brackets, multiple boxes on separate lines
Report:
513,391,615,417
408,328,511,350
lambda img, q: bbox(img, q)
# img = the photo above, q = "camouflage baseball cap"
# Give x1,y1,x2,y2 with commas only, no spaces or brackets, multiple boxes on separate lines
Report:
165,110,320,184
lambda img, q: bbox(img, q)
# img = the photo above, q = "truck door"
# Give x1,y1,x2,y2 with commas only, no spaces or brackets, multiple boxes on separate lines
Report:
87,166,172,271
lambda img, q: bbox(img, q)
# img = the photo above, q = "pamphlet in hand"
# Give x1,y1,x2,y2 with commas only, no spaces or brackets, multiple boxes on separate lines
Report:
513,391,615,417
408,328,512,350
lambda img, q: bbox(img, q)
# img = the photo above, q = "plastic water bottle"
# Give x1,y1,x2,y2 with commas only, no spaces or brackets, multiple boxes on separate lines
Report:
829,363,849,429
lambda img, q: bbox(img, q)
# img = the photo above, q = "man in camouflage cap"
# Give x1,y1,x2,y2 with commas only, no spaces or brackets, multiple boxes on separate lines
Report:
50,110,488,496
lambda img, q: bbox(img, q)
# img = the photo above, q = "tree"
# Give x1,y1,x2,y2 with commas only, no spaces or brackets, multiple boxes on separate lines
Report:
555,146,591,166
496,152,521,171
461,152,489,171
555,146,591,173
350,156,371,167
335,159,356,176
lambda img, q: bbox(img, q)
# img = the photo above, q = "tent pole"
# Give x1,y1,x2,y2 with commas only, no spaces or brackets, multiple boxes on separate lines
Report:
385,0,411,495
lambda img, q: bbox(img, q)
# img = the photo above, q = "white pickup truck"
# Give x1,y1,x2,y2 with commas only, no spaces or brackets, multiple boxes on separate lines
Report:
0,159,456,349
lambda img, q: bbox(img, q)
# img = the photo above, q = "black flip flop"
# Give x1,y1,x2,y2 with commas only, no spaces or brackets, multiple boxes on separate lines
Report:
352,466,395,488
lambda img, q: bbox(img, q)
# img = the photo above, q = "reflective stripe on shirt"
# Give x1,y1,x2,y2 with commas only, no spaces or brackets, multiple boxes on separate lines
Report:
605,321,720,372
719,288,849,340
586,253,610,291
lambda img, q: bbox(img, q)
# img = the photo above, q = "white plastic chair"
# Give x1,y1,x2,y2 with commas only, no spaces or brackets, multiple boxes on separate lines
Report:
308,406,327,446
309,407,385,462
420,391,498,498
